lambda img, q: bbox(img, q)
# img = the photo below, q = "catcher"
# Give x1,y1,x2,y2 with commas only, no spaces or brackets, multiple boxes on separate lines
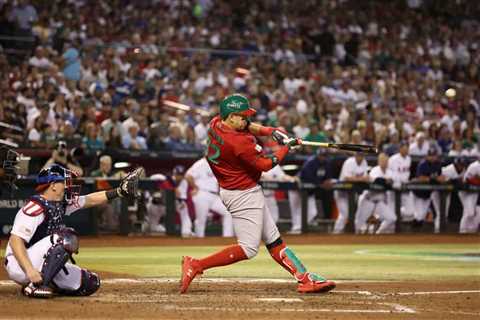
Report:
3,164,143,298
180,94,335,294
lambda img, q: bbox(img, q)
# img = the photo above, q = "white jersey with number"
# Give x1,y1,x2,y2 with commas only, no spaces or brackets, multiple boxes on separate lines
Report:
5,196,86,256
339,157,368,180
464,160,480,181
186,157,219,193
388,153,411,183
441,164,464,180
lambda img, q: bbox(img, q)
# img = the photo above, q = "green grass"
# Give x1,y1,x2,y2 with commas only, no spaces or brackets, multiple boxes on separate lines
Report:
5,244,477,281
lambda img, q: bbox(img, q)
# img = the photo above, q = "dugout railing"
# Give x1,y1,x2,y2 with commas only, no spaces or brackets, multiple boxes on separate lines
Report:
0,178,478,237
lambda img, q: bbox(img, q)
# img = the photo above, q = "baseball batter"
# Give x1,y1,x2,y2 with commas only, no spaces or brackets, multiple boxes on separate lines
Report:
388,142,414,221
180,94,336,294
354,153,396,234
333,153,369,234
3,164,141,298
459,158,480,233
185,157,233,237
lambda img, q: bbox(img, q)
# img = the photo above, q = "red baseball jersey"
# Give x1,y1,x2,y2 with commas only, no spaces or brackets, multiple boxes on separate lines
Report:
206,116,287,190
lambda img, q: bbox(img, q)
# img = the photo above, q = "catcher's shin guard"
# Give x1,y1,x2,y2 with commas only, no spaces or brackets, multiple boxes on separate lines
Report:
23,243,69,298
41,242,71,286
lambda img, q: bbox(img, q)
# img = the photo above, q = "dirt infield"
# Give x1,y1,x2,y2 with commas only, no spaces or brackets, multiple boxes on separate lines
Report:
0,278,478,319
1,234,479,319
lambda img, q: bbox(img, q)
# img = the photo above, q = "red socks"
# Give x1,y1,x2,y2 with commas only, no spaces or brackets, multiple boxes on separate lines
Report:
198,244,248,271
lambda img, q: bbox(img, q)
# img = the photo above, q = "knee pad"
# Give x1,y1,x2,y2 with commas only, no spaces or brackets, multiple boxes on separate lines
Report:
75,269,101,296
57,227,79,254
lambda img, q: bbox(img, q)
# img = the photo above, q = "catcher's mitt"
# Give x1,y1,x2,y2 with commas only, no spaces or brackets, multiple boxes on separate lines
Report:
118,167,145,199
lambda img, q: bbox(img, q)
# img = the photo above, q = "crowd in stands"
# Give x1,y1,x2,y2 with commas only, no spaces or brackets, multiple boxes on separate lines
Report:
0,0,479,172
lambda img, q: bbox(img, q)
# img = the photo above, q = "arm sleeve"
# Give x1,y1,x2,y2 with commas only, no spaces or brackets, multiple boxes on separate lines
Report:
235,136,289,172
65,196,86,216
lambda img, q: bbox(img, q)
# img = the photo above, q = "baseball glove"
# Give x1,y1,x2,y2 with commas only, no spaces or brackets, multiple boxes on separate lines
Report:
118,167,145,199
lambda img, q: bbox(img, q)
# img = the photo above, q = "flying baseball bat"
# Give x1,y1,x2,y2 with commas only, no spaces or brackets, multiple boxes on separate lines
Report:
300,140,378,154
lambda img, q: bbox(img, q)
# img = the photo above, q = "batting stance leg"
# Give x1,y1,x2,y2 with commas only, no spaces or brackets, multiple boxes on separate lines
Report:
180,185,335,294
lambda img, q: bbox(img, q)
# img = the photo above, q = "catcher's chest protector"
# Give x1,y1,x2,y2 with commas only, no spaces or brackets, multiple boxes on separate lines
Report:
27,196,67,248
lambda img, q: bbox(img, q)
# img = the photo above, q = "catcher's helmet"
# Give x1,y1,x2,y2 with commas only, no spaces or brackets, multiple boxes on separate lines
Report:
219,94,257,120
36,164,80,204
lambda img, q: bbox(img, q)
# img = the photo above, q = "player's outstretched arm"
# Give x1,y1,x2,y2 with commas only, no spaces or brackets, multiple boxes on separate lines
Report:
84,167,144,208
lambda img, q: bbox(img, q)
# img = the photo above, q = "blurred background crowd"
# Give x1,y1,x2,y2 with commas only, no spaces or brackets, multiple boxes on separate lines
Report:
0,0,479,169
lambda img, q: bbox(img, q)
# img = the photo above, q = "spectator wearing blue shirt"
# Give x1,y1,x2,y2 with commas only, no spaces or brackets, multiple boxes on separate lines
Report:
411,147,446,231
288,148,334,234
62,41,81,81
122,124,148,150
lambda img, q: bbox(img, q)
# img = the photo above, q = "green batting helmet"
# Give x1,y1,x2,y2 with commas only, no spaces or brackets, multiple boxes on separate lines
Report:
219,94,257,119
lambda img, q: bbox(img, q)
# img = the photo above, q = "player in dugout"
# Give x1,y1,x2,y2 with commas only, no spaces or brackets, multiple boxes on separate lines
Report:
180,94,336,294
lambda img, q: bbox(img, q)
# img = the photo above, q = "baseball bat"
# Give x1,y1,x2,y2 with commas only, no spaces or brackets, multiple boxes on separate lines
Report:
300,140,378,154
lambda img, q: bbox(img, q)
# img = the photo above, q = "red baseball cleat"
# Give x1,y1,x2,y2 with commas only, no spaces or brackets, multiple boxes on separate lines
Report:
180,256,203,294
297,273,336,293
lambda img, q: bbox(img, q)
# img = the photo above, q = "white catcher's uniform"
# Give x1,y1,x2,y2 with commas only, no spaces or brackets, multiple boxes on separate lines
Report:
4,197,86,290
354,166,397,234
460,160,480,233
388,152,414,220
333,157,368,234
186,158,233,237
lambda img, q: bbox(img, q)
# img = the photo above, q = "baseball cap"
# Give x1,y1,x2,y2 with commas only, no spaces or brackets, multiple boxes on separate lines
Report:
219,94,257,119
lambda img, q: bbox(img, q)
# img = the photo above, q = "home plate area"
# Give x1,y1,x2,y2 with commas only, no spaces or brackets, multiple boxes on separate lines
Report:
1,278,478,319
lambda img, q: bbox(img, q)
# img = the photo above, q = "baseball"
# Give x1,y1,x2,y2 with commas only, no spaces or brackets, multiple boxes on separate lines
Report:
445,88,456,98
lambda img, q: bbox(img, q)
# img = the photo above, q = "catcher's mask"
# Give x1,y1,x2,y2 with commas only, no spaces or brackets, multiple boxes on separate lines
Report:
2,148,19,190
36,164,81,205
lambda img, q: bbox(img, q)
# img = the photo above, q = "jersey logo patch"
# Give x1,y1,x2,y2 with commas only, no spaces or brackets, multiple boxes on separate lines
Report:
22,201,44,217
